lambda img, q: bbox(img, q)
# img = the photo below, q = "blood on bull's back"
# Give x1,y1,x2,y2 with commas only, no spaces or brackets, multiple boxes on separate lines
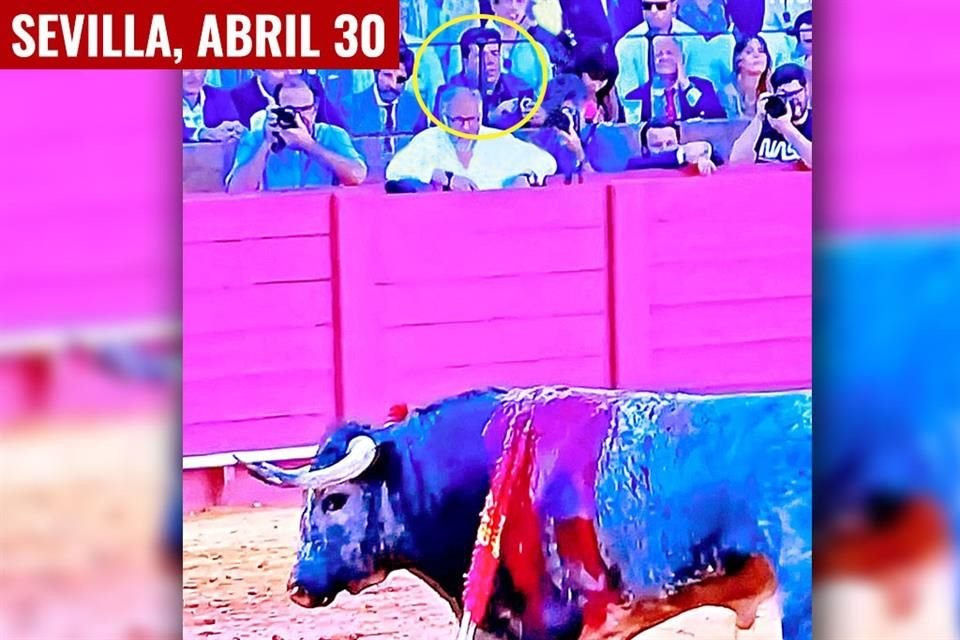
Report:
594,391,813,640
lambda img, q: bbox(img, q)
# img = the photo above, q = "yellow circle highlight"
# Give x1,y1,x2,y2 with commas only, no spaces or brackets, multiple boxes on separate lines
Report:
410,14,550,141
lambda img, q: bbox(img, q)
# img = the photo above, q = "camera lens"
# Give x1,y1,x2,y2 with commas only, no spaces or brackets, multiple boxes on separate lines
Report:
765,95,788,119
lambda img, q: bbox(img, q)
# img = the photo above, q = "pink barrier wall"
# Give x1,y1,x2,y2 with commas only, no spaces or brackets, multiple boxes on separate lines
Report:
611,170,812,392
334,185,613,423
182,168,812,510
182,191,338,455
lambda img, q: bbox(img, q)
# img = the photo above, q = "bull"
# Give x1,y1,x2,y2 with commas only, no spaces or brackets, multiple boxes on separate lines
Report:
239,385,811,640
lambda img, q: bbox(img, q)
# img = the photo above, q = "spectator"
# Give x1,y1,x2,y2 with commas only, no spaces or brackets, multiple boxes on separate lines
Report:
614,0,702,112
346,48,423,137
436,28,536,129
529,74,593,180
790,10,812,69
729,62,811,168
678,0,729,35
182,69,245,143
225,76,367,193
762,0,811,31
585,117,719,174
637,118,720,174
557,0,614,53
725,0,765,39
231,70,347,130
624,35,724,122
386,86,557,191
574,45,625,124
489,0,563,86
720,35,772,119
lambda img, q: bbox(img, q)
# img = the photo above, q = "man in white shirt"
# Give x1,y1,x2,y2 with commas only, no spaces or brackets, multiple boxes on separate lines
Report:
614,0,706,119
385,86,557,191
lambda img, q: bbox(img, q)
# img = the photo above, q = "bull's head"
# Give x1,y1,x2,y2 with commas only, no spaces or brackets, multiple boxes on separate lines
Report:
237,428,404,608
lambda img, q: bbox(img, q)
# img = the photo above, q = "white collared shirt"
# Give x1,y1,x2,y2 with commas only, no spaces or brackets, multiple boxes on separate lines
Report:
385,126,558,190
182,90,206,141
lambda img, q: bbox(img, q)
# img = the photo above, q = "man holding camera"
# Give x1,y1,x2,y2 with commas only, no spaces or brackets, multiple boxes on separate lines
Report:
226,77,367,193
729,63,812,169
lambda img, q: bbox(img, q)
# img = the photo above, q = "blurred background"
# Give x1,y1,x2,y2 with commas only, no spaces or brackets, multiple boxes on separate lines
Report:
0,70,181,639
2,0,960,637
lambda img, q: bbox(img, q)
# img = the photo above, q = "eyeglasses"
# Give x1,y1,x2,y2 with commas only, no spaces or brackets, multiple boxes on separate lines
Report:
445,115,481,127
775,87,804,99
642,1,671,11
282,104,315,114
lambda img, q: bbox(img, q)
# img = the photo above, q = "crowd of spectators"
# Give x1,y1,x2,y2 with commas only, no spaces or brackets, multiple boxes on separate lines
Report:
183,0,813,193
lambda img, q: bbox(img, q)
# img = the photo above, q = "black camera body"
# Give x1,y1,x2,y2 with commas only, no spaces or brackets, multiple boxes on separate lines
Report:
544,105,579,134
273,106,300,129
765,95,789,119
269,106,302,153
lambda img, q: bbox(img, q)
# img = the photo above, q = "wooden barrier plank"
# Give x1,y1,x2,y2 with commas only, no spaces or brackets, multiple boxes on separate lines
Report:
184,283,333,335
183,369,336,424
372,226,606,283
611,169,812,391
183,414,334,456
183,190,333,243
335,186,612,423
378,270,607,327
183,326,335,381
650,296,811,348
183,236,332,292
649,338,811,392
384,314,607,372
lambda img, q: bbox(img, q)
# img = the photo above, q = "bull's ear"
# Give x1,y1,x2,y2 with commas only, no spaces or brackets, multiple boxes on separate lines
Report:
358,439,398,484
234,456,311,488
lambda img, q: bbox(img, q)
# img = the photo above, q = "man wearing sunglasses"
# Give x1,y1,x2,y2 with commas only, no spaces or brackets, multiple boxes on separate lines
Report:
386,86,557,191
345,47,423,138
614,0,703,117
226,76,367,192
729,63,812,168
435,27,536,129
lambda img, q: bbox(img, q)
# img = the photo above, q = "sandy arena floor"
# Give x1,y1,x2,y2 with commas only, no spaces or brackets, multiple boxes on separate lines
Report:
183,506,783,640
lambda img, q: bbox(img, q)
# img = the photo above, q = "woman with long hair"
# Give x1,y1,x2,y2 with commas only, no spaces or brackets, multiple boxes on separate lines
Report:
720,35,772,119
574,46,625,125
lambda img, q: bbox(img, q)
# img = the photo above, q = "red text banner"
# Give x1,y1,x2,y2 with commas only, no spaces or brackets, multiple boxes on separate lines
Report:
1,0,399,68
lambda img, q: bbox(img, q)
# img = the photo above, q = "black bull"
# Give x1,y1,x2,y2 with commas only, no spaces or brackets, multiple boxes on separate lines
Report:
240,386,812,640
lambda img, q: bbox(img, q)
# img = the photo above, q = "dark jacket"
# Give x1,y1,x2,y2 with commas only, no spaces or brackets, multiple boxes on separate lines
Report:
346,86,424,136
182,85,240,142
625,76,725,122
436,72,535,128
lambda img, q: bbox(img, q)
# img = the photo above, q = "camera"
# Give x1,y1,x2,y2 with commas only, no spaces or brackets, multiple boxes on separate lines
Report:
543,105,579,134
765,95,788,119
272,106,300,129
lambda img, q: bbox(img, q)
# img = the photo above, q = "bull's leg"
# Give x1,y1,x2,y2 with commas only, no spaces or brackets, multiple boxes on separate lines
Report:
578,554,778,640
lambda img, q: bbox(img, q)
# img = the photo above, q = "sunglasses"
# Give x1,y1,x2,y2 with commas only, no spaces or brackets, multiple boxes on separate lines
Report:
642,1,672,11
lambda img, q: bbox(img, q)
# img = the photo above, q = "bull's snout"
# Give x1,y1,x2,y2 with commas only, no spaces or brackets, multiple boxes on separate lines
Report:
287,574,336,608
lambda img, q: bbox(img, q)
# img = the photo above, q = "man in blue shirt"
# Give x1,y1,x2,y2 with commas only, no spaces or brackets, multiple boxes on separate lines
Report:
226,76,367,193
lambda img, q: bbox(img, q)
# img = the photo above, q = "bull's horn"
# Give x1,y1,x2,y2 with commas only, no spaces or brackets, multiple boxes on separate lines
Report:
234,455,312,488
298,435,378,490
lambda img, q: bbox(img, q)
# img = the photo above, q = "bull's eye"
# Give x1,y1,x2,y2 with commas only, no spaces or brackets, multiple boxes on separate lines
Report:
321,493,348,513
